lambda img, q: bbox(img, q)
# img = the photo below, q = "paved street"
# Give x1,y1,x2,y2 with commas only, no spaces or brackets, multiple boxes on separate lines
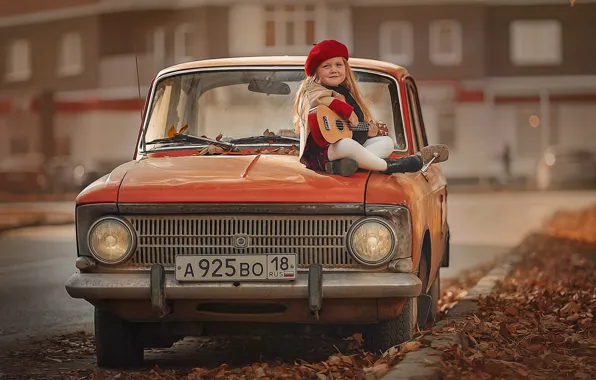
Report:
0,224,93,339
0,190,594,341
441,190,596,279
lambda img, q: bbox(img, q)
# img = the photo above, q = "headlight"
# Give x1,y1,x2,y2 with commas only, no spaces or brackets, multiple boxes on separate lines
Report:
347,217,396,266
88,217,136,265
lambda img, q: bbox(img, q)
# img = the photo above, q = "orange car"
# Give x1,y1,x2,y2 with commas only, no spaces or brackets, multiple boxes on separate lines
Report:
65,56,450,368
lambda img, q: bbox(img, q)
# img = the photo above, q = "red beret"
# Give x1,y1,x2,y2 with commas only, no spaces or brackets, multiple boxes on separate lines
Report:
304,40,349,77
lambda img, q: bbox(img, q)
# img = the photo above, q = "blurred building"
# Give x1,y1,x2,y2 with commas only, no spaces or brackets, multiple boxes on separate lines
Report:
0,0,595,184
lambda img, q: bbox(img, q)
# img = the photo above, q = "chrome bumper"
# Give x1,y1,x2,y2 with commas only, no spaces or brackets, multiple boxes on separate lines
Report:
65,271,422,300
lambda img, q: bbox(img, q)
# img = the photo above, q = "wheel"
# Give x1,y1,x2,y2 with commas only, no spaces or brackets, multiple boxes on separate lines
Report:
94,308,144,368
426,270,440,326
364,297,417,353
417,256,440,328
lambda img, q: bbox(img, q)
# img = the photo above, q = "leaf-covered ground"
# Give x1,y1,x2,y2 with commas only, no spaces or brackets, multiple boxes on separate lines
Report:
0,260,494,380
440,205,596,380
7,204,592,380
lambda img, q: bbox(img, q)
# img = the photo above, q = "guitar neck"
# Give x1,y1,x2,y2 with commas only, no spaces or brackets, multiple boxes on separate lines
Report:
349,122,371,132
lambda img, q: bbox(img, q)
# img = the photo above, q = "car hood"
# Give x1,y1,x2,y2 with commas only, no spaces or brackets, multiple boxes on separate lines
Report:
116,155,369,204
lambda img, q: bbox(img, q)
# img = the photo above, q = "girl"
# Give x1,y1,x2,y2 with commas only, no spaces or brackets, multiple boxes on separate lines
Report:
293,40,422,177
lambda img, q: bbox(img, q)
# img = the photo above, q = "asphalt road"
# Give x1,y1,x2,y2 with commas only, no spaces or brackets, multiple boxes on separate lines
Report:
0,190,594,340
0,224,93,338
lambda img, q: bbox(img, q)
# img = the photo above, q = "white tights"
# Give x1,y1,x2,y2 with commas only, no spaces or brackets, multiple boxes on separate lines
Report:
327,136,393,171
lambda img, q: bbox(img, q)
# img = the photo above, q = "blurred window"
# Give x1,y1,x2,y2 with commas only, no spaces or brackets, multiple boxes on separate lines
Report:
438,110,456,150
264,4,316,54
10,137,28,155
516,105,558,158
148,27,166,71
5,39,31,82
56,137,71,156
516,106,542,158
429,20,462,66
510,20,562,66
58,32,83,76
174,24,194,63
379,21,414,66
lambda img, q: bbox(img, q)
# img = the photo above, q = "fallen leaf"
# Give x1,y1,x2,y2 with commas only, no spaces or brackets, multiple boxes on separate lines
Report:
372,363,389,378
526,344,545,352
401,341,421,354
504,305,518,316
328,355,342,366
560,301,580,315
254,366,266,377
167,125,176,138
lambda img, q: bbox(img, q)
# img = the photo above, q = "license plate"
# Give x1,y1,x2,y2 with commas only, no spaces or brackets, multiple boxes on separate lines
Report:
175,254,297,282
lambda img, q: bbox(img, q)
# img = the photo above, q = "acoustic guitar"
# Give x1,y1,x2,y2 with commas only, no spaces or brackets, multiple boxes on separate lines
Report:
308,105,388,147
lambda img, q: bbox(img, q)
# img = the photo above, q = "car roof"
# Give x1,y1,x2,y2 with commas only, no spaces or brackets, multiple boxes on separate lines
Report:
156,56,409,79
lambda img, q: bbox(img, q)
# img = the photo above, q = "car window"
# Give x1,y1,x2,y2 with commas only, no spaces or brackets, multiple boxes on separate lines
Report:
405,77,428,152
356,75,407,151
141,69,408,153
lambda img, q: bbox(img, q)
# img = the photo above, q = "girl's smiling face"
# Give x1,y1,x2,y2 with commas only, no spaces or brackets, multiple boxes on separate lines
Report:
315,57,346,87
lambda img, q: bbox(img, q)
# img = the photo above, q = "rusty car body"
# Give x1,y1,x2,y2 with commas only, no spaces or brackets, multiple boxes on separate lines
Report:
65,56,450,368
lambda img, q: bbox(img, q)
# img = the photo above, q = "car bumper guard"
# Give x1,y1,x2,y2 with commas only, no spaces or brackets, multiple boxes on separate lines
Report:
66,265,422,318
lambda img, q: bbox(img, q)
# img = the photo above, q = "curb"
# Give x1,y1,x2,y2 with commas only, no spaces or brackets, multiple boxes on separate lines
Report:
382,252,523,380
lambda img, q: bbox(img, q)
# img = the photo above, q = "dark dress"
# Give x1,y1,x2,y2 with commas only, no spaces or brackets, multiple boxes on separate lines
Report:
300,84,368,172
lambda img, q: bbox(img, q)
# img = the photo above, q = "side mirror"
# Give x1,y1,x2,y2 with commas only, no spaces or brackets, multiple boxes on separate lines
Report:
419,144,449,164
419,144,449,177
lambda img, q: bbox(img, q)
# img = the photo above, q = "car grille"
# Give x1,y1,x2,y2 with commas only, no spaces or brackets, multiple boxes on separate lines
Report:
124,215,361,269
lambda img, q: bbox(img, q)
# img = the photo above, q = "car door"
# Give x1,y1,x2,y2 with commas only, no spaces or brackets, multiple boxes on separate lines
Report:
404,76,448,291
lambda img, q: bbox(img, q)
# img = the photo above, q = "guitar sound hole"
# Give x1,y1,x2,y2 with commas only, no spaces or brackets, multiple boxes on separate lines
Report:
322,116,331,131
335,119,344,131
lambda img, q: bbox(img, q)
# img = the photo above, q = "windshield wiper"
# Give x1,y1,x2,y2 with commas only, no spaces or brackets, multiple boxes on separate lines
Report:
145,134,235,149
228,135,300,145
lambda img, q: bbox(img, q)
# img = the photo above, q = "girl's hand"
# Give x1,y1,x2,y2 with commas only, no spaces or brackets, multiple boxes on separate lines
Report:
349,112,359,127
367,120,379,137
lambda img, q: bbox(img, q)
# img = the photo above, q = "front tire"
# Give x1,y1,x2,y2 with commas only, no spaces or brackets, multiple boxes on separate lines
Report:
364,297,416,353
426,270,440,326
418,251,442,328
94,308,144,368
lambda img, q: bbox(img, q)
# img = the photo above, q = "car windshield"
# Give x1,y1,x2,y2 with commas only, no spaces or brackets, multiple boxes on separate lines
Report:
140,68,407,154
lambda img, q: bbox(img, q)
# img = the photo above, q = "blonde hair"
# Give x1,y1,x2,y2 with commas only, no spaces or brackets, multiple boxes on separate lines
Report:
292,58,373,134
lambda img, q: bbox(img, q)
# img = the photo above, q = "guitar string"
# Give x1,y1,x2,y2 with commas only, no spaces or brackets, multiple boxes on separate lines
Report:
321,120,386,132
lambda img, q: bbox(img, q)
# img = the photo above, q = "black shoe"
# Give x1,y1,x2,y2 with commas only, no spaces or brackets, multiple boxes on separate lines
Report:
325,158,358,177
382,155,423,174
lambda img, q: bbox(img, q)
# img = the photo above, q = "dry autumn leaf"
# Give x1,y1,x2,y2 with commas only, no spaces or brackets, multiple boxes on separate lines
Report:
441,205,596,380
372,363,390,378
167,125,176,138
401,341,422,354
